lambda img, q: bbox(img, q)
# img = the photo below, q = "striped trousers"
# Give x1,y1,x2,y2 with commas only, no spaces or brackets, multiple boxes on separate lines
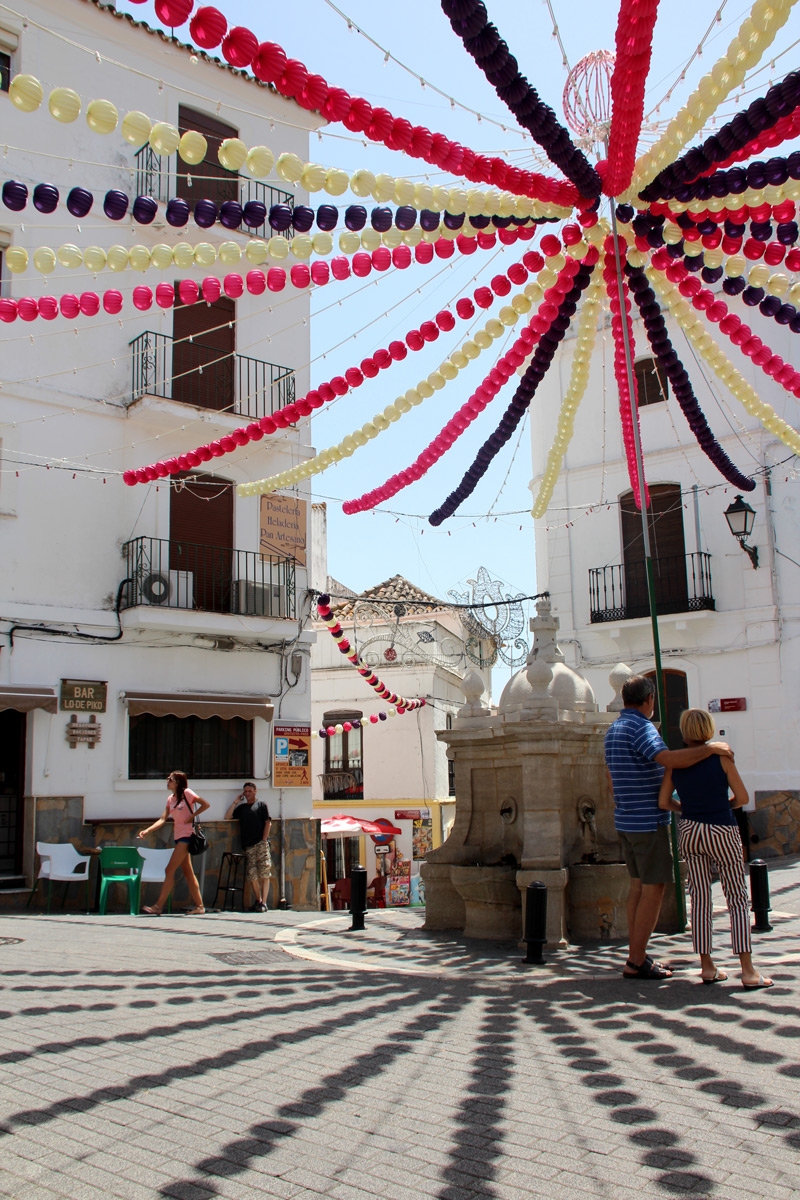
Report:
678,819,751,955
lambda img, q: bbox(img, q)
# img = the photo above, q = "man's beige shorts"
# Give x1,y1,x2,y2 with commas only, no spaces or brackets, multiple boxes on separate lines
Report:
618,825,674,885
245,841,272,882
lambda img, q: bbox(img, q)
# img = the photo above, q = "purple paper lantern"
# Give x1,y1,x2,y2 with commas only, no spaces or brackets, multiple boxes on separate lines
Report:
132,195,158,225
443,210,464,230
268,203,293,232
2,180,28,211
66,187,93,218
103,189,129,221
33,183,59,213
316,204,338,231
419,209,440,232
166,197,190,227
242,200,267,228
220,200,243,229
394,205,417,231
344,205,367,231
370,206,392,232
291,205,314,232
194,198,218,228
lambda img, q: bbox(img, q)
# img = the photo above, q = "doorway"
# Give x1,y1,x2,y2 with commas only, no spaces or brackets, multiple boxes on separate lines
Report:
170,473,234,612
177,106,239,207
0,709,26,876
645,670,689,751
621,484,688,618
172,295,236,412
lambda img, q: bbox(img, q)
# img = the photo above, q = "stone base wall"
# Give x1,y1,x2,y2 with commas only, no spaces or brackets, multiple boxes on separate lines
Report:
9,797,320,913
750,791,800,859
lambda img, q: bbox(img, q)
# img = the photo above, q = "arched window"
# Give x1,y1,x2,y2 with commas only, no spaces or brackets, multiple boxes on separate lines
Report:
634,356,669,407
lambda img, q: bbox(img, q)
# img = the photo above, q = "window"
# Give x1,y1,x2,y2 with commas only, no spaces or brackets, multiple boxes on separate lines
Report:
129,713,252,778
645,670,689,751
170,472,234,612
177,106,238,206
0,51,10,93
445,713,456,797
621,483,688,618
172,294,236,412
322,710,363,800
634,356,669,407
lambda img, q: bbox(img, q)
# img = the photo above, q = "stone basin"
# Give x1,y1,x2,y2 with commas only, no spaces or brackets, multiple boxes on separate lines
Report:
450,865,521,940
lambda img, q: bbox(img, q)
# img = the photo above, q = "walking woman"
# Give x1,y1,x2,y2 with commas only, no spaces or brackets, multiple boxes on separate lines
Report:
138,771,210,915
658,709,772,990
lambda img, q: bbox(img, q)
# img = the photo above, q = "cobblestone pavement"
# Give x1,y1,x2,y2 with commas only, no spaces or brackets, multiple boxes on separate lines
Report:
2,857,800,1200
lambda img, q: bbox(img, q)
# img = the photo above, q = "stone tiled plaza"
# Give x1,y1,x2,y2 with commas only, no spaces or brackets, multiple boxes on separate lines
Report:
2,858,800,1200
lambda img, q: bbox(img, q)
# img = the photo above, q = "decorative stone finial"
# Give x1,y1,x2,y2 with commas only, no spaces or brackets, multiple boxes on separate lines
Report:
457,668,489,720
607,662,633,711
528,595,565,665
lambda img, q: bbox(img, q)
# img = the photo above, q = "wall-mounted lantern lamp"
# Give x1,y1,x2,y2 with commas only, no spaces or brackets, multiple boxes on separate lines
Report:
724,495,758,569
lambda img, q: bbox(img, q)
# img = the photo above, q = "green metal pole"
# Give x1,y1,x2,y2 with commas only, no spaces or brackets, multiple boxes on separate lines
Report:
609,204,686,932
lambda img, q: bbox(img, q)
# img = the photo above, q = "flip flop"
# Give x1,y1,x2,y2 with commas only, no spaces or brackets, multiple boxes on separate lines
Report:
742,975,774,991
142,905,162,916
702,970,728,985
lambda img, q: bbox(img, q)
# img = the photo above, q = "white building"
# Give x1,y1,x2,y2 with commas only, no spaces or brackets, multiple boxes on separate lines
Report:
530,294,800,856
309,505,495,899
0,0,319,899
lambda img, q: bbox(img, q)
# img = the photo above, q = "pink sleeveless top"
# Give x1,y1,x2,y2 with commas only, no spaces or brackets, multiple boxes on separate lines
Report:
167,789,199,840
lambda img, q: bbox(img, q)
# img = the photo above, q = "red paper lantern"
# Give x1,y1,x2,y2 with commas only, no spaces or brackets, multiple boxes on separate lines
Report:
179,279,200,305
267,267,286,292
276,60,308,98
133,286,153,311
103,290,123,314
154,0,193,28
123,471,137,486
0,298,18,323
331,256,351,280
223,273,243,298
246,269,266,294
18,297,39,322
290,263,311,289
222,26,258,68
189,6,226,49
352,252,372,278
156,282,175,309
38,296,58,320
372,247,391,271
311,261,330,286
80,292,100,317
392,245,412,269
252,40,286,81
415,242,433,264
60,294,80,319
202,276,221,303
456,298,475,320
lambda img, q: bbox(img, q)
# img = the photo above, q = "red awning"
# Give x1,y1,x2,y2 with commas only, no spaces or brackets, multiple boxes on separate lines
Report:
320,814,402,836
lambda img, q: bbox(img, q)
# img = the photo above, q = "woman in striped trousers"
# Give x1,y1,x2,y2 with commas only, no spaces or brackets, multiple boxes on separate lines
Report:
658,709,772,990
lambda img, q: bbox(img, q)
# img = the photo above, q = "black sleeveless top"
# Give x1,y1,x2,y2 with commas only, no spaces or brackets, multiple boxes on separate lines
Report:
672,755,736,826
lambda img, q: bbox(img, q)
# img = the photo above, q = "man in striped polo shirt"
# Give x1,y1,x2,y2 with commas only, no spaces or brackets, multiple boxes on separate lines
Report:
605,675,733,980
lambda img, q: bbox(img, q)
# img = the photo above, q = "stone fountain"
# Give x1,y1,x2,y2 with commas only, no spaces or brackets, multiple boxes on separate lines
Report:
422,599,680,945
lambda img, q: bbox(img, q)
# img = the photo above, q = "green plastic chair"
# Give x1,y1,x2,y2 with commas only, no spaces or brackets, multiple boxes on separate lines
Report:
98,847,143,916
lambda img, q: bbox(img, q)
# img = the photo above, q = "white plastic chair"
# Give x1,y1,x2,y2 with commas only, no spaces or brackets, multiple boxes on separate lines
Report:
137,847,174,913
29,842,92,913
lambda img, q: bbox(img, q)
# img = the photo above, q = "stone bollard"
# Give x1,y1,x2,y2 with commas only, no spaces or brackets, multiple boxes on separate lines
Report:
522,881,547,965
348,865,367,932
749,859,773,933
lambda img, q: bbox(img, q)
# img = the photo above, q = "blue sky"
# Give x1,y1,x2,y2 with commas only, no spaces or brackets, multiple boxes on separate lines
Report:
120,0,800,675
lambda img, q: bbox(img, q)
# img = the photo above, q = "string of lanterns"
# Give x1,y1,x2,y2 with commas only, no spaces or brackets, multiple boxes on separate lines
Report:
603,233,648,510
122,0,580,208
315,594,426,714
343,255,579,514
122,248,547,482
598,0,660,198
530,269,605,518
622,0,796,200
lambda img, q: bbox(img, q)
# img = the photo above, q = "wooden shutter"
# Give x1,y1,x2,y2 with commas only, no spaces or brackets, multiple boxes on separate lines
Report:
177,106,238,205
621,484,687,616
172,295,235,411
170,473,234,612
646,670,689,750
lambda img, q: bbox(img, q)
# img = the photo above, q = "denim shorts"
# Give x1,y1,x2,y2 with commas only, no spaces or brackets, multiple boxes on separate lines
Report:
175,836,191,845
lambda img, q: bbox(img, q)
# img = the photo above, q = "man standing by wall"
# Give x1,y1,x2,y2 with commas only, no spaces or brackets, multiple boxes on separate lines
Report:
605,675,733,980
226,783,272,912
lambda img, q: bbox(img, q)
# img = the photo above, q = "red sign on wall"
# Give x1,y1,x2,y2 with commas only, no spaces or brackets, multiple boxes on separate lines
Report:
708,698,747,713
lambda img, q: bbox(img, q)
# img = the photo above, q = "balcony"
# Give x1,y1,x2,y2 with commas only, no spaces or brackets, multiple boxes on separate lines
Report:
122,537,297,620
320,768,364,802
129,331,295,421
134,145,293,240
589,552,715,623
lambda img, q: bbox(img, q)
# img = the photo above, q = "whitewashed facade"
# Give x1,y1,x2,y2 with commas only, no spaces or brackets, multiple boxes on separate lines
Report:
530,302,800,810
0,0,318,884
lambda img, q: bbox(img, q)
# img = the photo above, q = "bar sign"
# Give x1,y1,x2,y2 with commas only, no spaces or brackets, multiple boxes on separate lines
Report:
708,697,747,713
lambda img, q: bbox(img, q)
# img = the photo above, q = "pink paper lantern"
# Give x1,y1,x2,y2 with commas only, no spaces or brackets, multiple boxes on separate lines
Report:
202,276,221,303
189,5,226,49
156,282,175,308
246,269,266,294
290,263,311,289
179,279,200,305
60,294,80,319
222,26,258,69
267,268,286,292
223,273,243,298
331,256,351,280
0,298,18,323
133,286,153,311
80,292,100,317
18,297,39,322
310,261,330,286
103,290,123,314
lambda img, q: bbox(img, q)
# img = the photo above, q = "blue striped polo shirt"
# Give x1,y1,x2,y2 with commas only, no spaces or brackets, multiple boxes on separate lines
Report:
604,708,669,833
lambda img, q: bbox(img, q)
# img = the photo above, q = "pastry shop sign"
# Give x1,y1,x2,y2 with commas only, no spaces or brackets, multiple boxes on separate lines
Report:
60,679,107,713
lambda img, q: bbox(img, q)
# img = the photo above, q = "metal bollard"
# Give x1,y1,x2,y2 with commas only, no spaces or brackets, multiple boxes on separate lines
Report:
522,880,547,965
750,859,773,933
348,865,367,932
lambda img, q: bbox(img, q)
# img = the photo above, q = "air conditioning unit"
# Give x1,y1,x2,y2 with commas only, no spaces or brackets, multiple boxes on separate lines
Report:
233,580,286,618
141,570,193,608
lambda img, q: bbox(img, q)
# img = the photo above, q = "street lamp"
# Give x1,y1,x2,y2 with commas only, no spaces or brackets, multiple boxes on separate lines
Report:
724,495,759,569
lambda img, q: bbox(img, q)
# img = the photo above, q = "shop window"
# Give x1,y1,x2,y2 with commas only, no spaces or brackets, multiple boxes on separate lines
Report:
634,356,669,407
129,713,252,779
322,710,363,800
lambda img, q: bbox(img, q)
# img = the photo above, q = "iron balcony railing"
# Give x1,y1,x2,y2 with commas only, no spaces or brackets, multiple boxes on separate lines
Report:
589,552,714,623
321,767,364,802
129,330,295,420
134,145,293,240
122,537,297,620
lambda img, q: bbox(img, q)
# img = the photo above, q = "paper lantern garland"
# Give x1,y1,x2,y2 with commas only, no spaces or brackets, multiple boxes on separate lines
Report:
600,0,659,198
602,234,648,510
316,596,426,713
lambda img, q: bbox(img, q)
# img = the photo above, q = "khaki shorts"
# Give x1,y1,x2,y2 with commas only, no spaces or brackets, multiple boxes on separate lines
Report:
245,840,272,882
618,825,674,886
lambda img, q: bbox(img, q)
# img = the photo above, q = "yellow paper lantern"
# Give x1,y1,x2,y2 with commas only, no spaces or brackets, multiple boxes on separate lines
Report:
360,228,381,252
179,130,208,165
129,245,152,271
193,243,217,267
393,178,415,206
107,245,130,272
427,372,445,392
150,244,174,270
86,98,118,135
48,87,81,123
473,329,492,351
499,306,518,327
218,137,247,171
121,110,152,146
276,152,304,184
311,232,333,256
439,361,458,382
170,242,192,270
402,226,423,247
338,231,360,255
57,243,83,268
301,163,327,192
395,395,412,414
149,122,180,156
83,246,107,272
372,413,390,432
767,272,789,296
218,241,241,265
381,227,404,249
245,240,268,265
350,170,376,198
748,263,770,289
324,168,349,196
486,318,504,339
5,247,29,273
9,74,43,113
246,146,274,178
33,246,57,274
461,340,480,361
450,350,469,372
373,173,396,203
289,234,313,260
412,383,431,401
267,236,289,260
